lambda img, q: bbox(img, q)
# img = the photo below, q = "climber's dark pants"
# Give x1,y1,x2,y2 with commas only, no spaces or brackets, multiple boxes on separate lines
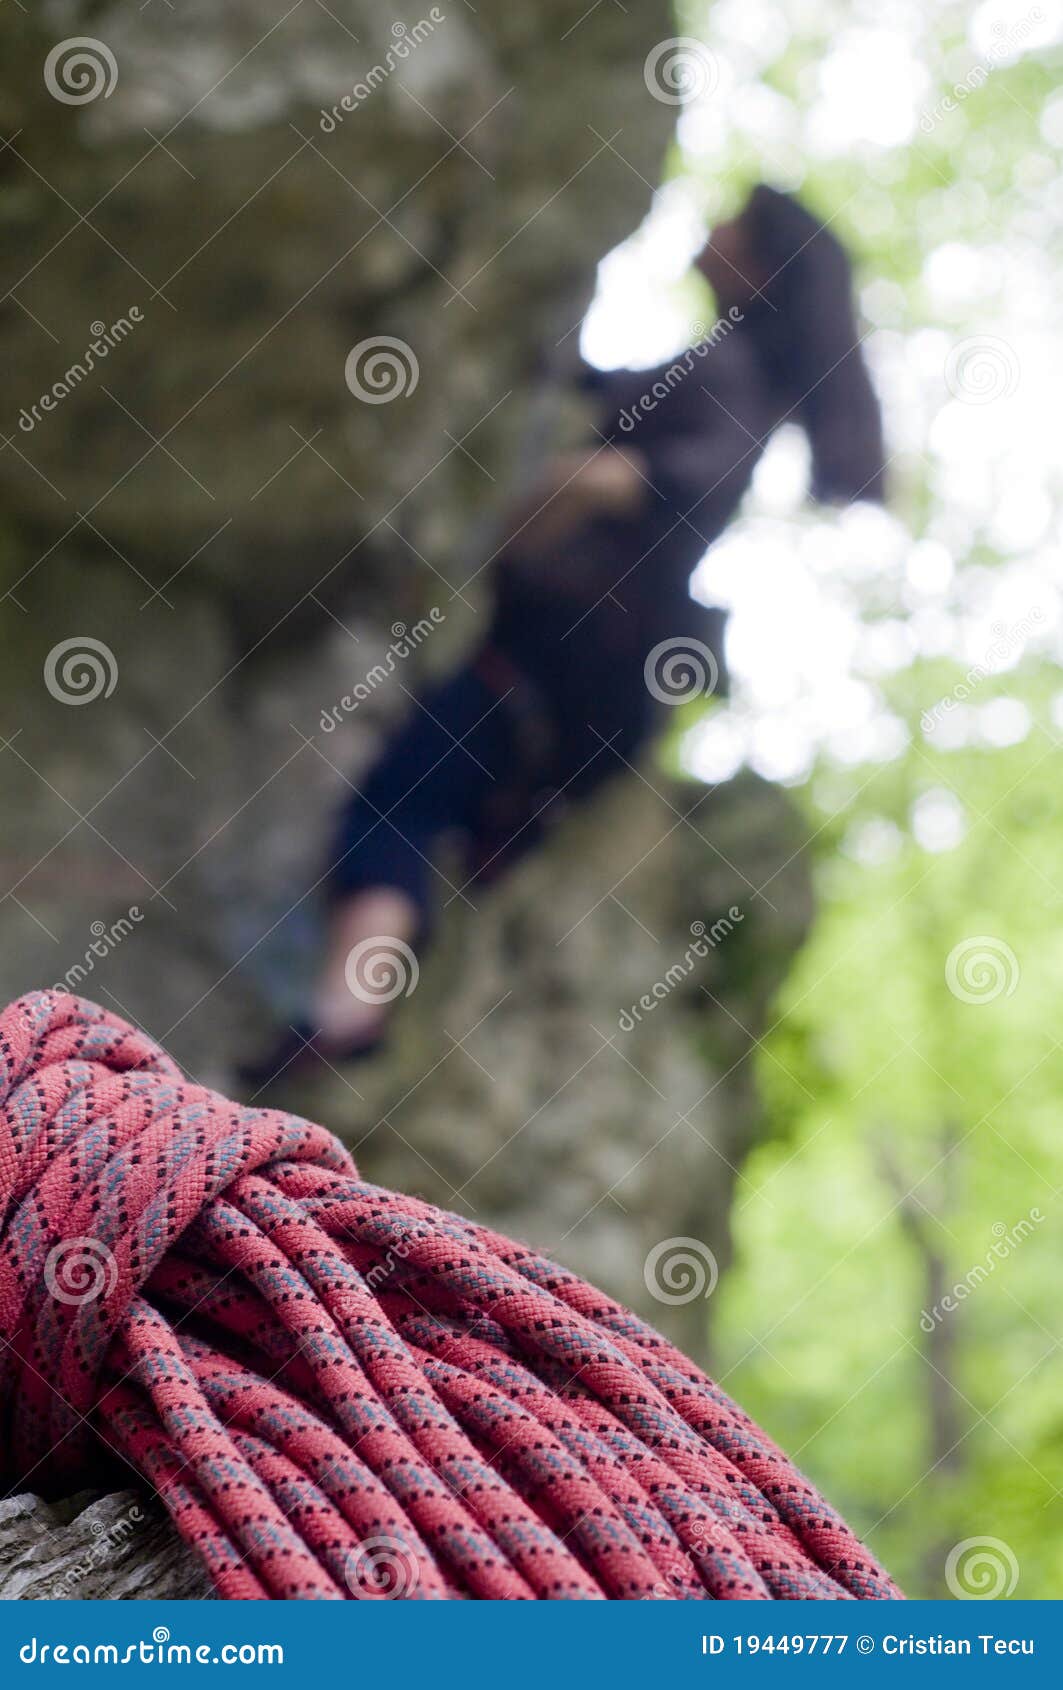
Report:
326,662,521,921
325,654,651,921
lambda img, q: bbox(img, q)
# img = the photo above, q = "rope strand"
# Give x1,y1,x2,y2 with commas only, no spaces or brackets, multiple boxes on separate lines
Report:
0,991,901,1601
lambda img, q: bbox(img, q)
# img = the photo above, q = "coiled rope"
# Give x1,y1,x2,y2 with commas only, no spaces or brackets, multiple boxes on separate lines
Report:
0,992,900,1601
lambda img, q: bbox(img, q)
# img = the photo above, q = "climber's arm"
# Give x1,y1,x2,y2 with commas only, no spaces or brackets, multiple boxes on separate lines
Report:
501,443,649,558
634,340,773,534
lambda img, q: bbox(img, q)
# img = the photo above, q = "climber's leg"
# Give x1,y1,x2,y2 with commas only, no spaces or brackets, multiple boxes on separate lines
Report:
311,660,517,1052
311,887,419,1048
461,666,660,889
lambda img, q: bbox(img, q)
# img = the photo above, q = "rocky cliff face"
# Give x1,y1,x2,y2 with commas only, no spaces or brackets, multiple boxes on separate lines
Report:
1,0,677,1071
0,2,813,1596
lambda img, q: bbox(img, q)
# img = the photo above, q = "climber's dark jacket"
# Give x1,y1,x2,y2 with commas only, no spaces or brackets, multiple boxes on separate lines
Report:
487,329,771,776
329,326,773,911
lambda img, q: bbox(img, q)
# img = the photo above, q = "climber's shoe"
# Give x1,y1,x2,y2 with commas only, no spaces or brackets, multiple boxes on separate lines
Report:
236,1020,383,1096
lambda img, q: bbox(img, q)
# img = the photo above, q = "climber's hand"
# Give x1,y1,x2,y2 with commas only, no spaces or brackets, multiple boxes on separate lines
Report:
694,213,764,308
504,447,647,557
566,447,647,511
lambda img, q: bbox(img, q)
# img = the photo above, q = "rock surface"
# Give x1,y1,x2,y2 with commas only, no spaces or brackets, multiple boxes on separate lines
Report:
0,0,676,1077
0,1493,209,1601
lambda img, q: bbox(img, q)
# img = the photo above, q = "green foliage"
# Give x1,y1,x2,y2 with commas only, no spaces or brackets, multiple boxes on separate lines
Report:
667,0,1063,1598
727,711,1063,1595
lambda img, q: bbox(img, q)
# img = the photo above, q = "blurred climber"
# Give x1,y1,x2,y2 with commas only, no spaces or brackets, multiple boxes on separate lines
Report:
244,185,886,1083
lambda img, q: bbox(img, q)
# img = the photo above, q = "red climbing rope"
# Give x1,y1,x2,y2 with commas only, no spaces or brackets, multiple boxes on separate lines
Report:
0,991,901,1601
